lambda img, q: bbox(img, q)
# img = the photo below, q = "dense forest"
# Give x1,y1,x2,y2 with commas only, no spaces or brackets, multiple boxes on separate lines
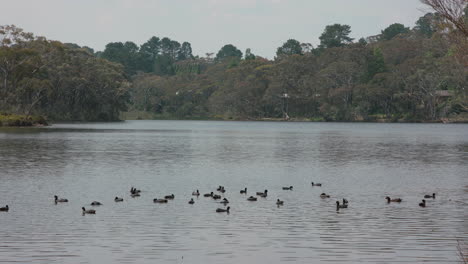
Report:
0,0,467,123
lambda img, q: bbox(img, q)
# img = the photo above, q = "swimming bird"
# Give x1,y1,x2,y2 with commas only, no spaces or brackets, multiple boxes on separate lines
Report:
385,197,402,203
240,188,247,194
90,201,102,206
424,193,436,199
114,197,124,202
259,190,268,198
276,199,284,205
131,193,140,197
343,198,349,205
153,198,168,203
204,192,214,197
0,205,8,212
164,194,175,200
54,195,68,203
82,207,96,214
320,193,330,198
192,190,200,196
216,206,230,213
336,201,348,209
419,199,426,207
247,196,257,201
130,187,141,194
188,198,195,204
282,186,293,190
220,198,229,204
311,182,322,187
212,194,222,200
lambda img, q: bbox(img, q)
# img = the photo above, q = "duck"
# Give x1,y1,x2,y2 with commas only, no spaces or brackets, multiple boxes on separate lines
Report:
320,193,330,198
212,194,222,200
336,201,348,209
276,199,284,205
54,195,68,203
153,198,168,203
82,207,96,214
114,197,124,202
419,199,426,207
216,186,225,192
204,192,214,197
130,187,141,194
343,198,349,205
259,190,268,198
131,192,140,197
256,190,267,195
247,196,257,201
90,201,102,206
164,194,175,200
385,197,402,203
311,182,322,187
240,188,247,194
192,190,200,196
0,205,8,212
216,206,230,213
220,198,229,204
188,198,195,204
424,193,436,199
282,186,293,190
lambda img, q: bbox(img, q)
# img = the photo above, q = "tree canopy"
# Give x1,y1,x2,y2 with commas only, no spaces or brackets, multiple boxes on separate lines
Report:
215,44,243,61
381,23,410,40
318,24,354,49
276,39,303,58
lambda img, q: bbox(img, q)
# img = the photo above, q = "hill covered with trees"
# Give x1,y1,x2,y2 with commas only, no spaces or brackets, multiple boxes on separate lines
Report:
1,0,466,123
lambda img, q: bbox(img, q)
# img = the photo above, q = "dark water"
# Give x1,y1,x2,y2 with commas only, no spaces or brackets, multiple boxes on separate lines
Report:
0,121,467,264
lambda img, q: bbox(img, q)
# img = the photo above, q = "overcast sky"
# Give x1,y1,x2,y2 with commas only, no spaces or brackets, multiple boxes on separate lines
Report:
2,0,430,58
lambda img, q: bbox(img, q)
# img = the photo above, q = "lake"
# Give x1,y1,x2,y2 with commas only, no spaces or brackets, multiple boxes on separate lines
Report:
0,120,467,264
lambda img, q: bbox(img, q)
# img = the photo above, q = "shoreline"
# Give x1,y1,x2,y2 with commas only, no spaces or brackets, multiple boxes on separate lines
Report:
0,114,48,127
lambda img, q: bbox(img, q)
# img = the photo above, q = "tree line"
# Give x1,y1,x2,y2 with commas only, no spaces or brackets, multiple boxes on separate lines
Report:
0,0,466,122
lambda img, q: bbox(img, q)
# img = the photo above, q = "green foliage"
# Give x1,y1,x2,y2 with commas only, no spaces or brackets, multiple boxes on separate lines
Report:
367,48,386,80
276,39,303,58
381,23,410,40
0,25,130,121
215,44,243,61
319,24,354,49
414,13,439,37
2,20,467,123
0,113,47,126
245,48,256,60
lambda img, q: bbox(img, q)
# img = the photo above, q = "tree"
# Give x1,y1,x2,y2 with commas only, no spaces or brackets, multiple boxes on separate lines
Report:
381,23,410,40
101,41,140,75
319,24,354,49
139,36,161,72
276,39,302,58
245,48,256,60
178,42,193,60
215,44,242,61
367,47,386,80
414,13,440,37
420,0,468,36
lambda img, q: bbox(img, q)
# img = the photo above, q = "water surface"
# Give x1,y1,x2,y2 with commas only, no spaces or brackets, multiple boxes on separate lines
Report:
0,121,467,263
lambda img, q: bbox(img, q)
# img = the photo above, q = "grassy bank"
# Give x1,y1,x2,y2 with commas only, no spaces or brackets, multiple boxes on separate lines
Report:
0,114,48,127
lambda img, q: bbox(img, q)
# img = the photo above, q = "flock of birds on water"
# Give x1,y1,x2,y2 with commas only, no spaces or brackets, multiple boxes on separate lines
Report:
0,182,437,214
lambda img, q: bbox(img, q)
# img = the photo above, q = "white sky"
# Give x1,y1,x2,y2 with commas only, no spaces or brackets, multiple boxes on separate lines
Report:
1,0,430,58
